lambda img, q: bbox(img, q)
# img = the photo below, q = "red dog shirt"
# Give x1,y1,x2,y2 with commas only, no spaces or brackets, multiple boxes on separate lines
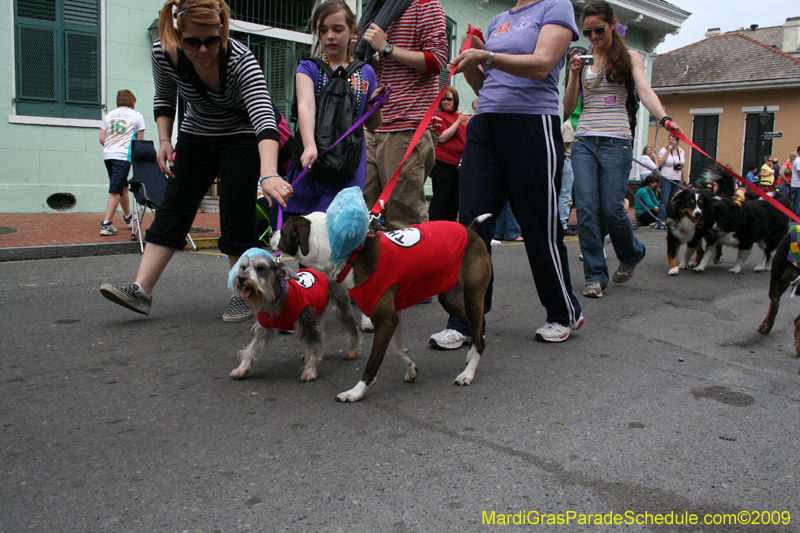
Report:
349,221,469,316
257,269,329,331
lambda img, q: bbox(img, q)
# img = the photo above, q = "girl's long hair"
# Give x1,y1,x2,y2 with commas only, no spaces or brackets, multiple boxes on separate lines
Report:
582,1,631,85
312,0,357,59
158,0,231,52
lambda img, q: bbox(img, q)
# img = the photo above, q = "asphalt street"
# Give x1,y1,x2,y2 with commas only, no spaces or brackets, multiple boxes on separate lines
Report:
1,228,798,532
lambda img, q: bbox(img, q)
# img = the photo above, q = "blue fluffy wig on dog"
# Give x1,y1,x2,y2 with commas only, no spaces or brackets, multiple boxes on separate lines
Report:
327,186,370,266
228,248,275,290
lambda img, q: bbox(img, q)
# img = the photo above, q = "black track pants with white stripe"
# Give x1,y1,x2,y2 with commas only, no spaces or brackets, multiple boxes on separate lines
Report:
445,113,581,333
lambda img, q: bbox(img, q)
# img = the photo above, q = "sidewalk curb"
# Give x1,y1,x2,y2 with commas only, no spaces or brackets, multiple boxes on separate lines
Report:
0,238,220,262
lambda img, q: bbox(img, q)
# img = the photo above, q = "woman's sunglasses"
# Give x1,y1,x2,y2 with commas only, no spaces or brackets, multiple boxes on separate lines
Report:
582,26,607,38
442,97,454,101
182,35,222,51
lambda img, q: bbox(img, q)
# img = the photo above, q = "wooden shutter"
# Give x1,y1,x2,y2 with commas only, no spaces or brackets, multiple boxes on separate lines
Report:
64,31,100,103
16,24,58,101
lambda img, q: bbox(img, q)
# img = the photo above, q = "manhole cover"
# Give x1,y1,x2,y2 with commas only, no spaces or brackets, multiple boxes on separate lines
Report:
0,226,18,236
189,227,216,234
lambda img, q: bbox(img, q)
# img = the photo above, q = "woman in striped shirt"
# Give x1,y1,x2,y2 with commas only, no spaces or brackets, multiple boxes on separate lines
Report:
100,0,285,321
563,0,684,299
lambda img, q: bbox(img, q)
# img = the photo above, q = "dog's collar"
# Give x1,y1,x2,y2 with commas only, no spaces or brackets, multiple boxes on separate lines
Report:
335,236,372,283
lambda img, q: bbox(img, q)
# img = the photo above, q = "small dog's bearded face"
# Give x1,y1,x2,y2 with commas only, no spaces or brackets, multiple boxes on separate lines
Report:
233,255,296,312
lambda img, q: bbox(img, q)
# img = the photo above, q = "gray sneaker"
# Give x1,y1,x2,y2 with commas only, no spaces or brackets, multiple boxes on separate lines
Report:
583,281,605,298
100,283,152,315
612,266,635,284
223,295,253,323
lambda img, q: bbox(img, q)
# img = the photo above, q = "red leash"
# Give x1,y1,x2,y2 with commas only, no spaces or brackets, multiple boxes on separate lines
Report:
665,123,800,224
369,26,483,219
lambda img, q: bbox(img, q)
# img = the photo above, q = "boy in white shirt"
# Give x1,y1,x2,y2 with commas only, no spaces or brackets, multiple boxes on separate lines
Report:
99,90,146,235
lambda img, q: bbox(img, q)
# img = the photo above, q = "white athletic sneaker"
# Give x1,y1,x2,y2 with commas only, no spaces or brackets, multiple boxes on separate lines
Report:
429,329,470,349
534,313,584,343
360,314,374,332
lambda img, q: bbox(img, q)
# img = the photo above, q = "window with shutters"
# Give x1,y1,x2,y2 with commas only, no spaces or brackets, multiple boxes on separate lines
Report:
228,0,313,33
14,0,101,119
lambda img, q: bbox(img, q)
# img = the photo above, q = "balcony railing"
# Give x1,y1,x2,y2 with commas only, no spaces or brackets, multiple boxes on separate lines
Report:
228,0,313,33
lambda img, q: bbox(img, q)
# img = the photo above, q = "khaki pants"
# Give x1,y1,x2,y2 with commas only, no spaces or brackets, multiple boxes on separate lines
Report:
364,129,436,230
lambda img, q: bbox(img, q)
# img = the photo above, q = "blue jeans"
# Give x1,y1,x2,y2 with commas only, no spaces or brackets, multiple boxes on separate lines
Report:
792,187,800,217
572,136,645,287
778,183,790,198
559,159,574,229
657,179,682,224
493,201,521,240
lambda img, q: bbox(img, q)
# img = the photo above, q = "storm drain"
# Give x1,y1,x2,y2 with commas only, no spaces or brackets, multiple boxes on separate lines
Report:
0,226,18,236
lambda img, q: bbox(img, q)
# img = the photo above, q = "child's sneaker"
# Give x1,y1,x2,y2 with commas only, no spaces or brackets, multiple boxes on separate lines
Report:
100,222,118,236
123,213,133,229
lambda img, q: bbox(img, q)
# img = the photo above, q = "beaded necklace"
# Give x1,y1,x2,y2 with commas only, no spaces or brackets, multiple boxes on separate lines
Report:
318,53,364,107
582,62,607,92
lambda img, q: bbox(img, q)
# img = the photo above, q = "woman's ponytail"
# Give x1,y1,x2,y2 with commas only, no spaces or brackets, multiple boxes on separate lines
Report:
157,0,181,50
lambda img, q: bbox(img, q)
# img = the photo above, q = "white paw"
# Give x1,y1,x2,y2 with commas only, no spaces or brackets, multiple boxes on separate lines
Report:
754,265,765,272
729,266,742,274
678,262,688,270
693,265,706,273
405,364,418,383
687,260,699,268
454,372,473,386
230,367,249,380
343,350,359,361
669,267,679,276
300,369,318,382
336,381,367,403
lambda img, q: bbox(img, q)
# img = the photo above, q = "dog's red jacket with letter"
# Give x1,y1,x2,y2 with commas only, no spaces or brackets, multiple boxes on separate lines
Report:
349,221,468,315
257,269,329,330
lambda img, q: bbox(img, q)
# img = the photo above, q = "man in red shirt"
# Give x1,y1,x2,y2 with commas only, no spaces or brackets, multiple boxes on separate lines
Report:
359,0,448,230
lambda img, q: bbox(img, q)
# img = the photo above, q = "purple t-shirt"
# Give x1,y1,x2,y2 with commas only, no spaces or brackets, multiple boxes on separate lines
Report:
285,59,377,215
476,0,578,116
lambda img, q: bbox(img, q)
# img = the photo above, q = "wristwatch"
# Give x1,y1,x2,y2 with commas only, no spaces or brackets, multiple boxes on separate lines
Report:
482,51,494,70
382,43,393,58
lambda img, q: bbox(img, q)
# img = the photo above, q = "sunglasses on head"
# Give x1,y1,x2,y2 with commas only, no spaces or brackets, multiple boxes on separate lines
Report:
182,35,222,51
582,26,607,38
442,97,454,101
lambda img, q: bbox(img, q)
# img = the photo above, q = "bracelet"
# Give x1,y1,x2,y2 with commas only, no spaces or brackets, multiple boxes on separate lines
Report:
259,175,281,186
159,138,172,143
659,116,674,128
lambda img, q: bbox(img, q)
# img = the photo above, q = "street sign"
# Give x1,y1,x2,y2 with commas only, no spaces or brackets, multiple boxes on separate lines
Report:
764,132,783,139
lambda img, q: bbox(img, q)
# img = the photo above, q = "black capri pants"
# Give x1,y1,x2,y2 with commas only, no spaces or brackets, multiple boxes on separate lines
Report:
146,133,262,256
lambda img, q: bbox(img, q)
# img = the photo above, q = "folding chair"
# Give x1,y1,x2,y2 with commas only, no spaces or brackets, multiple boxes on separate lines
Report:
128,140,196,252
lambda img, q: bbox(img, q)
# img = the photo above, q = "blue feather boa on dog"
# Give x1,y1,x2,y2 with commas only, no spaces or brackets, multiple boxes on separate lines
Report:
327,186,370,266
227,248,275,290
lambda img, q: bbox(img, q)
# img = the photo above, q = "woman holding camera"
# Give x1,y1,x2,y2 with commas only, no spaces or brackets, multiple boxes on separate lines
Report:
656,133,687,226
564,0,683,298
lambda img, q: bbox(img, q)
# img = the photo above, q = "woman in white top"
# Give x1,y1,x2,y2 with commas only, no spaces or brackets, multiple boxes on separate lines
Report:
639,145,657,181
656,134,687,226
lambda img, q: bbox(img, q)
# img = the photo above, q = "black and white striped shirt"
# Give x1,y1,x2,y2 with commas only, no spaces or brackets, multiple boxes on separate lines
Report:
152,38,278,143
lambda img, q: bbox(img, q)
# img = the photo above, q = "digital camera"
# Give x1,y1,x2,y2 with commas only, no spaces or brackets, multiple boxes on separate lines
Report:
577,55,594,65
674,163,684,171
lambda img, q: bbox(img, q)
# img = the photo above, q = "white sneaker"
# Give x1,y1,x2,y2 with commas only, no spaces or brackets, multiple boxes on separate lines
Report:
360,314,374,332
429,329,470,350
490,239,501,246
535,313,584,343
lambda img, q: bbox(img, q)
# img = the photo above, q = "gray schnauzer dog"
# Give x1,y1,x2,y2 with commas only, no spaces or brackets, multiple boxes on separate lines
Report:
230,253,360,382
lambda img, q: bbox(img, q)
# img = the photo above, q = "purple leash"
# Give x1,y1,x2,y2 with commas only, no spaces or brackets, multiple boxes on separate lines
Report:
273,85,393,259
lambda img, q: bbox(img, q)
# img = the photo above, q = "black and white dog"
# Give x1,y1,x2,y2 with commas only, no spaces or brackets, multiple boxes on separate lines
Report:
757,230,800,363
694,166,790,274
230,252,360,382
665,167,734,275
